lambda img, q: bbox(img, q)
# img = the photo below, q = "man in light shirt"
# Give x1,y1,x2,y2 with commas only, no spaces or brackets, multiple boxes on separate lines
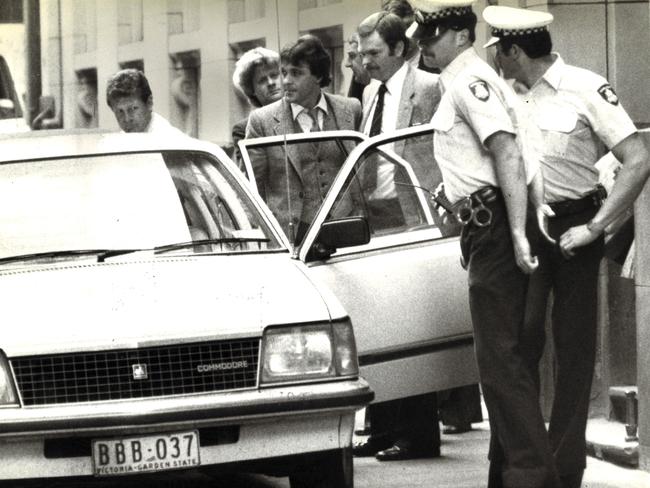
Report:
357,10,441,232
353,10,442,462
106,69,185,137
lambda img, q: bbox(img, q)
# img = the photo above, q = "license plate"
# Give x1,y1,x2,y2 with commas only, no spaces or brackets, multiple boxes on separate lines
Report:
92,430,200,476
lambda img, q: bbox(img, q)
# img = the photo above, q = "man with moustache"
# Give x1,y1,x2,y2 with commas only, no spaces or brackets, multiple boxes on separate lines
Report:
352,10,442,462
246,35,361,244
408,1,560,486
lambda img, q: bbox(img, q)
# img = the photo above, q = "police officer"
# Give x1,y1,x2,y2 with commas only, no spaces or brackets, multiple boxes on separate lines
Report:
483,6,650,488
407,1,560,487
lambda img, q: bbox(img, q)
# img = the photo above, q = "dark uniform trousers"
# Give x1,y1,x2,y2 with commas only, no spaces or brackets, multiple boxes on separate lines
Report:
523,204,604,488
460,196,561,488
367,392,440,454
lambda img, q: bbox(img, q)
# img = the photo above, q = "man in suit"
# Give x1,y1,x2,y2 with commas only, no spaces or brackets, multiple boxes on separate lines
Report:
353,10,442,462
358,11,442,230
246,35,362,245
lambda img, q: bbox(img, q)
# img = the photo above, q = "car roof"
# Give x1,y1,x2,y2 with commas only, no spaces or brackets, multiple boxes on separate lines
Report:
0,129,229,163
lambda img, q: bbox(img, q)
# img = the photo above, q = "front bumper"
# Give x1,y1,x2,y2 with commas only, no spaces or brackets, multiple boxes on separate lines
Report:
0,378,373,480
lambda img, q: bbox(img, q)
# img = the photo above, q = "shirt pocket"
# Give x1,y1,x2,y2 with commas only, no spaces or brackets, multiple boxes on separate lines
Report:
536,107,578,158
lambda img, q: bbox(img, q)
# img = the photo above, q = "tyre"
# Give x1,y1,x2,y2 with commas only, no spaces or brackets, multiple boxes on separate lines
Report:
289,447,353,488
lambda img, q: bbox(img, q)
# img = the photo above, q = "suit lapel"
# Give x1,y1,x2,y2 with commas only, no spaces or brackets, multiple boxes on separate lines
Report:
360,82,380,133
323,93,350,131
397,65,415,129
394,65,416,155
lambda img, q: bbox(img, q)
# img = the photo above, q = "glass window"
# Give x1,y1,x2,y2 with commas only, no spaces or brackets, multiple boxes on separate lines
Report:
326,131,461,240
0,151,281,261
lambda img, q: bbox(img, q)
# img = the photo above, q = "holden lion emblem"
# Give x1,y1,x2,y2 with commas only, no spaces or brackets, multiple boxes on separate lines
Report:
132,363,148,380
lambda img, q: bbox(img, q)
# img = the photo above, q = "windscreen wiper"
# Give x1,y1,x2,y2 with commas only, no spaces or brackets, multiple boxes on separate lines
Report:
154,237,270,254
0,248,141,265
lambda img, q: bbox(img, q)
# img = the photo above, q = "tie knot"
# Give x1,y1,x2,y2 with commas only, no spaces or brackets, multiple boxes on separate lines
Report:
305,107,320,132
378,83,388,95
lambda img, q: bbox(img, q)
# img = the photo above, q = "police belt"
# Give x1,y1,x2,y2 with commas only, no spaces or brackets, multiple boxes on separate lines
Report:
548,185,607,218
452,186,502,227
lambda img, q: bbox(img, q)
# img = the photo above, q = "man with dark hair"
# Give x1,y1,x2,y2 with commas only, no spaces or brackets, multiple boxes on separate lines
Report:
484,6,650,488
246,34,361,244
106,68,183,136
351,10,442,462
409,1,560,487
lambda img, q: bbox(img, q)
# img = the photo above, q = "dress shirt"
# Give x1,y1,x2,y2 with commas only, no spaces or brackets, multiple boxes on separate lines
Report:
291,94,328,133
363,62,409,136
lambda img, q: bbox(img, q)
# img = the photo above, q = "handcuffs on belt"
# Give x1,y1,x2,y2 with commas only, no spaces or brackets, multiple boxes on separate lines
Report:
432,184,493,228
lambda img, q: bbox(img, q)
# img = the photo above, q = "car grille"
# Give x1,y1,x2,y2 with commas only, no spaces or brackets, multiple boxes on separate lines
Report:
11,339,260,406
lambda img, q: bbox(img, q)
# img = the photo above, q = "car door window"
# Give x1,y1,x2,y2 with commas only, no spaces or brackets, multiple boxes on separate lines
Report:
302,125,461,260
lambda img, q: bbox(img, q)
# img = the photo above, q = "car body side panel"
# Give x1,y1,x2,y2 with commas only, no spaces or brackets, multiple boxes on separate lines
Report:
304,235,478,403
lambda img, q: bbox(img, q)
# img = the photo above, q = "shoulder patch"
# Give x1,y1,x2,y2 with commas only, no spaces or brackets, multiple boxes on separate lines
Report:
597,84,619,106
469,81,490,102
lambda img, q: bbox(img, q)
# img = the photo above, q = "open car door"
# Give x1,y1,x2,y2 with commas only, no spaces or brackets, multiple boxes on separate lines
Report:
240,125,478,403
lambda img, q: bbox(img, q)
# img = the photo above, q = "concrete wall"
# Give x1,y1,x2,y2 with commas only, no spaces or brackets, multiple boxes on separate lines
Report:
637,130,650,470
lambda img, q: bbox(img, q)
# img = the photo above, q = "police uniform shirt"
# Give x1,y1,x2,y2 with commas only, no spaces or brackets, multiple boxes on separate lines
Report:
521,54,637,203
430,47,522,204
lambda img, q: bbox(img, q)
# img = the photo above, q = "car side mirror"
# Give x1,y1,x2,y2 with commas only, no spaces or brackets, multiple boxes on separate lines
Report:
308,217,370,261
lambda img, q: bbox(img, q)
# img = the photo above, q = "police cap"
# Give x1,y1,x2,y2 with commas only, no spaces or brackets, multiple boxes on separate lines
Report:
406,0,477,40
482,6,553,48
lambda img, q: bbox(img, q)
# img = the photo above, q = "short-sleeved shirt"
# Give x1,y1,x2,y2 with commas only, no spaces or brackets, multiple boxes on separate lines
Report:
519,54,637,203
431,48,530,204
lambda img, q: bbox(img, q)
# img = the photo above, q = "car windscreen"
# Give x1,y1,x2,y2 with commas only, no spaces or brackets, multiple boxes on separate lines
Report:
0,150,282,261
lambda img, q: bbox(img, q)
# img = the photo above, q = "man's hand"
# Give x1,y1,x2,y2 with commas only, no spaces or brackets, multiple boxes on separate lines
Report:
536,204,556,244
559,224,599,259
513,233,538,274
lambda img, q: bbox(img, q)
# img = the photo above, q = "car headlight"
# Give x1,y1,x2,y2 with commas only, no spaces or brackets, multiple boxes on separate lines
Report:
0,351,18,406
261,318,359,385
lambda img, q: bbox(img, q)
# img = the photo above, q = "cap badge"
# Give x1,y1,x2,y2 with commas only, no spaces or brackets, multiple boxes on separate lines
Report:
469,81,490,101
597,84,619,106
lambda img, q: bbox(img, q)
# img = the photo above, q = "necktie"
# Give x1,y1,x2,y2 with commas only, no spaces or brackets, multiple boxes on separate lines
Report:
308,107,320,132
369,83,387,137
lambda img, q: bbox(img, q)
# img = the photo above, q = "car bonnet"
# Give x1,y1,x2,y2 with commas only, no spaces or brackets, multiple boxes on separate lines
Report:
0,254,334,357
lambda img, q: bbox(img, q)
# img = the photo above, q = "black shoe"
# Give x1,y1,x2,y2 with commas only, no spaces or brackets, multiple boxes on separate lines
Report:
353,437,389,457
442,423,472,434
375,444,438,461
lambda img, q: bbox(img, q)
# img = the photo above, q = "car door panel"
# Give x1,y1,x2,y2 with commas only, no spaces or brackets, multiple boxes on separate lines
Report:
305,233,475,402
240,127,479,403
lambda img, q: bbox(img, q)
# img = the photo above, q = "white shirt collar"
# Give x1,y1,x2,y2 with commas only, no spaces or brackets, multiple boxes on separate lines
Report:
290,92,328,120
384,61,408,97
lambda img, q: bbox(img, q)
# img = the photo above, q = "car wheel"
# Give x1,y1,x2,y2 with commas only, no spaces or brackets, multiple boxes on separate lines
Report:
289,447,353,488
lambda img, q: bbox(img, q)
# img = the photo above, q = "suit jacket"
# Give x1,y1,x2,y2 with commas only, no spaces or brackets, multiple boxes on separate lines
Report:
246,93,362,240
361,64,442,224
361,64,440,176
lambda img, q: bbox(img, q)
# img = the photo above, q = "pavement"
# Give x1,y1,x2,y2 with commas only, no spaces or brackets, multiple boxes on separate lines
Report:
347,420,650,488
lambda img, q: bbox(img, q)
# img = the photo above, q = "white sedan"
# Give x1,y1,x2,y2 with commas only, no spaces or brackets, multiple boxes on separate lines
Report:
0,131,372,487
